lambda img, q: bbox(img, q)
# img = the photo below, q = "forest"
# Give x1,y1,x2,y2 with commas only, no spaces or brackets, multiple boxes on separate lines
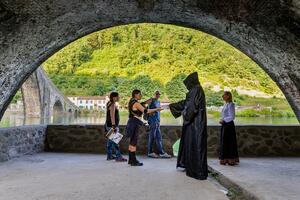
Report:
43,23,289,113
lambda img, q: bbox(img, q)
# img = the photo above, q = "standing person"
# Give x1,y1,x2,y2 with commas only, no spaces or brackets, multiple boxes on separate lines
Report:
147,91,171,158
105,92,127,162
126,89,163,166
219,91,239,166
169,72,208,180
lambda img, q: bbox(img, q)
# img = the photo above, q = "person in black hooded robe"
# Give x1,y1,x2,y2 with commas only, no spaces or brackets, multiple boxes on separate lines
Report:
169,72,208,180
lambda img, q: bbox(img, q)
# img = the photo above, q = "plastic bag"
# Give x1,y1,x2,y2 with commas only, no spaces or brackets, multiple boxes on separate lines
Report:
172,139,180,157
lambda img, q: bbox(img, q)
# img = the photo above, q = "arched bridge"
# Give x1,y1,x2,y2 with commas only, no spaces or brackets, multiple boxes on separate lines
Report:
21,67,78,119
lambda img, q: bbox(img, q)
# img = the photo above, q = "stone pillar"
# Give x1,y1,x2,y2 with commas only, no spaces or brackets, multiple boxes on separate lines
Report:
21,72,41,117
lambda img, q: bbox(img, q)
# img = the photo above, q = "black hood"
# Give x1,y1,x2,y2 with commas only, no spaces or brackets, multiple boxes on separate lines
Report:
183,72,200,90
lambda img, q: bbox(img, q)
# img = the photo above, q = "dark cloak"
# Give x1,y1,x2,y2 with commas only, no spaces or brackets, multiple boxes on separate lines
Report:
169,72,208,180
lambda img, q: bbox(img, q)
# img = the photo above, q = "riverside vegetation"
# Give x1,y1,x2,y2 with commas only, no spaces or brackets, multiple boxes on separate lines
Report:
40,23,295,118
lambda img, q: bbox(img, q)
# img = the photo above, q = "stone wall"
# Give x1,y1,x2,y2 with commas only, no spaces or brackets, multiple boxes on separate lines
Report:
0,124,299,162
46,125,300,157
0,125,47,162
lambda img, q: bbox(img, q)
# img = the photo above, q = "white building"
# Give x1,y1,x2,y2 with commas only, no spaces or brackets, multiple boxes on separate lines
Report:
160,101,170,109
68,96,110,111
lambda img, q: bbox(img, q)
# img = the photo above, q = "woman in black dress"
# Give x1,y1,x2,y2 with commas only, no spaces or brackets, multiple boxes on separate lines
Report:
219,91,239,166
126,89,163,166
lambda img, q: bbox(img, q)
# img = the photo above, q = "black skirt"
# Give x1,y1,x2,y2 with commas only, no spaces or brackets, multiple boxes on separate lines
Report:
125,117,143,146
219,121,239,160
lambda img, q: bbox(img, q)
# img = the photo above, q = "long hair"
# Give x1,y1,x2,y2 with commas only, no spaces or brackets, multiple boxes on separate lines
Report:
128,89,141,111
131,89,141,98
224,91,233,102
107,92,119,108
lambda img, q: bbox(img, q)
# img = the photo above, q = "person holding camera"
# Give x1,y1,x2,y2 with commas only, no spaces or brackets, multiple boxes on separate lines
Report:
125,89,163,166
105,92,127,162
147,91,171,158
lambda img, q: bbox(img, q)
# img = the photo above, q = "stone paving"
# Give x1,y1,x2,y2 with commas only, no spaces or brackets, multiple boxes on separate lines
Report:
209,158,300,200
2,153,300,200
0,153,227,200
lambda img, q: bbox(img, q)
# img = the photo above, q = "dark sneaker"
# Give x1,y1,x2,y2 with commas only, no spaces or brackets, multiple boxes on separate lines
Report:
148,152,159,158
159,153,172,158
115,157,127,162
107,155,116,161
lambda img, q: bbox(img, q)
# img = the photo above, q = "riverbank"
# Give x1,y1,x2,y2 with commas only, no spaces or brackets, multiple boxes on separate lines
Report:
0,110,298,128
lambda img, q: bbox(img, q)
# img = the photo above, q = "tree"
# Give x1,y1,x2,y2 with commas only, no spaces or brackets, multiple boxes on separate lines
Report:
117,75,163,106
165,74,187,103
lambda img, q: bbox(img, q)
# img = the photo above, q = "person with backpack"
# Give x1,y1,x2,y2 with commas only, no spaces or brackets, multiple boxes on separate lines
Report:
147,91,171,158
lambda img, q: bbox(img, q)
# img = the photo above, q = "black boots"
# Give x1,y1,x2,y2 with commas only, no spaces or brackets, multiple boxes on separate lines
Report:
128,151,143,166
128,151,133,164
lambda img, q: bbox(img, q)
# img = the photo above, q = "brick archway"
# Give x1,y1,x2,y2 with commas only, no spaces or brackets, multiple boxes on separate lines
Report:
0,0,299,121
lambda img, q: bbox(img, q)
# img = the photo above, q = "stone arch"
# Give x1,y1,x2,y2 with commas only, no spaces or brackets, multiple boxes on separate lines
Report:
53,100,64,114
15,67,78,120
52,99,64,124
0,1,299,121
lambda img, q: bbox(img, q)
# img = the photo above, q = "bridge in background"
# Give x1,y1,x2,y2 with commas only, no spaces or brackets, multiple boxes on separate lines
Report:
21,67,79,119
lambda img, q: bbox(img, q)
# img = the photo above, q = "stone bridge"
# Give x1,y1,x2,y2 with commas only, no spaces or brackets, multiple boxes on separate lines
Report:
0,0,299,122
21,67,78,119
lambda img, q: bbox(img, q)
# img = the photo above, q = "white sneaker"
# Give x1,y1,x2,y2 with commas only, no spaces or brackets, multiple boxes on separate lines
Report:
159,153,172,158
148,153,159,158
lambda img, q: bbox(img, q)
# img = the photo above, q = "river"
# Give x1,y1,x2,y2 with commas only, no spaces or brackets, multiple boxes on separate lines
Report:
0,111,298,128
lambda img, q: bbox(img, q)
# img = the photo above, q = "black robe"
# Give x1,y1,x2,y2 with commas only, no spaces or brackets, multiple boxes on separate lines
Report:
169,72,208,180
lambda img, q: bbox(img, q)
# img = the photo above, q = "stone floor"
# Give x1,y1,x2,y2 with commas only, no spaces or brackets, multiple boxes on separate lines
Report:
0,153,227,200
208,158,300,200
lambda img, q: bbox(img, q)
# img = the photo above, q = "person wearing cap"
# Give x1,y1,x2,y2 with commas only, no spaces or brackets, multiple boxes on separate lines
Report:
147,91,171,158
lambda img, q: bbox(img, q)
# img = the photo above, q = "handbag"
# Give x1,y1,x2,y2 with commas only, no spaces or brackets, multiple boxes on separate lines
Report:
105,128,123,144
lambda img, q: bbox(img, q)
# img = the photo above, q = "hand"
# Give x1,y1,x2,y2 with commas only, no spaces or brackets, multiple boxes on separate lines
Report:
144,98,153,105
219,120,224,124
156,107,164,111
112,125,117,132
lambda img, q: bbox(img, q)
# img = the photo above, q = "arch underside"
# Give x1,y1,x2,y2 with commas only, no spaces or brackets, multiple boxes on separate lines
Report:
53,101,63,113
0,0,299,122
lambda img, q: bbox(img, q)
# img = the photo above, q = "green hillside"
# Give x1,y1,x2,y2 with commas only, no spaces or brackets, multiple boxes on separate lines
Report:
43,23,284,106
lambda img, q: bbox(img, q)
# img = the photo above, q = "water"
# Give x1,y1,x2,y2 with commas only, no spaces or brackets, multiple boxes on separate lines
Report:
0,111,298,128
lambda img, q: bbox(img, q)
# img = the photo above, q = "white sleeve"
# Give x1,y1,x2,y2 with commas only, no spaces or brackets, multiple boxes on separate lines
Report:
224,103,235,122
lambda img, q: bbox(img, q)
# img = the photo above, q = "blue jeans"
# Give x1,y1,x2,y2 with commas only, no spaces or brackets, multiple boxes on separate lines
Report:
147,121,164,154
107,139,121,158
